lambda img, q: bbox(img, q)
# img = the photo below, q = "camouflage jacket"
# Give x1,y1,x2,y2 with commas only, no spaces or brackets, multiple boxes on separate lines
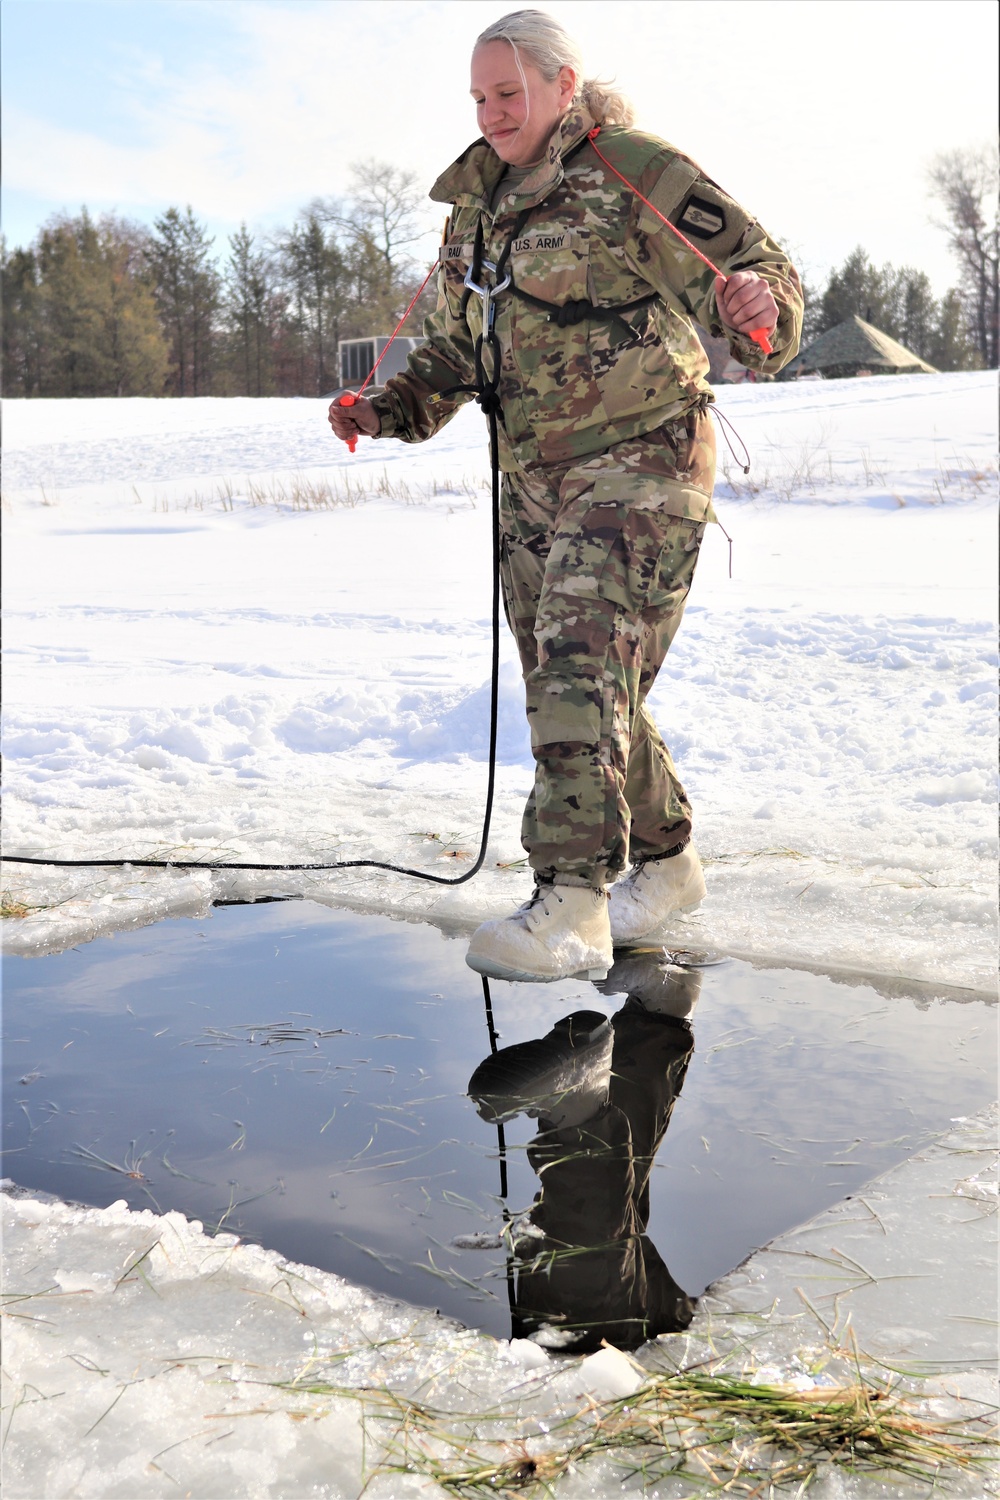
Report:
369,104,803,472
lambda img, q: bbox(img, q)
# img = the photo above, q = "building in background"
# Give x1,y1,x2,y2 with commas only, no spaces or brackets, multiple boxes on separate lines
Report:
331,335,425,397
780,315,939,380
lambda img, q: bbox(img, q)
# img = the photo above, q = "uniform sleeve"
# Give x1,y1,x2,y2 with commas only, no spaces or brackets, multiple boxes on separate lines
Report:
367,267,479,443
622,153,803,376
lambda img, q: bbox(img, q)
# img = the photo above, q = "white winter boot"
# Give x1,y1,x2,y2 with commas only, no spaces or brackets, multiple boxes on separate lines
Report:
608,843,707,946
466,883,613,983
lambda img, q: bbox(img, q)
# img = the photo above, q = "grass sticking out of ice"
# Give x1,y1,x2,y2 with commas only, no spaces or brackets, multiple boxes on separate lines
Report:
1,895,33,919
0,890,63,919
270,1340,996,1496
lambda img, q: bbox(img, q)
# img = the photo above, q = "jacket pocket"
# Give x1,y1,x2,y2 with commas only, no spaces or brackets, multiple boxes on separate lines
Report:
505,228,609,462
508,224,590,306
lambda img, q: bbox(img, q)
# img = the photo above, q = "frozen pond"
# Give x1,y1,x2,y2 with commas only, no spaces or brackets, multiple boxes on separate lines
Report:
3,901,994,1346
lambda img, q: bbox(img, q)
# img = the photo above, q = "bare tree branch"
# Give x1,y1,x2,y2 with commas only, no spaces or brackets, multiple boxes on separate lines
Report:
927,144,999,366
347,160,426,274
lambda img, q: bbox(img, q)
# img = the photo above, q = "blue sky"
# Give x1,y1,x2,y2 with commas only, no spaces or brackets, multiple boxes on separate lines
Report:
3,0,998,291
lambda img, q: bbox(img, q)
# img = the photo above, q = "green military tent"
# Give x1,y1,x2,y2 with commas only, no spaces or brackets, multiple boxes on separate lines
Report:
780,314,938,380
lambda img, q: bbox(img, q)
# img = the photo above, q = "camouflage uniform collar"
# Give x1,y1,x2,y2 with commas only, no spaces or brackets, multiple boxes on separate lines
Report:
430,104,597,210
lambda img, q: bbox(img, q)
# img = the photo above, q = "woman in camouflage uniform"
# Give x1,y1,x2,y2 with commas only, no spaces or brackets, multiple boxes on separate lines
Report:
329,9,803,984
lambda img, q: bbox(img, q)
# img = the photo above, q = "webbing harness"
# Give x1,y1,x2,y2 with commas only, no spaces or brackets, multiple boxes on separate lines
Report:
455,130,658,364
458,208,657,353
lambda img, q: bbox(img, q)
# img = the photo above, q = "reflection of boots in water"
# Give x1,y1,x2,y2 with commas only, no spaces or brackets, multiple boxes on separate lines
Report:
597,949,704,1021
468,1010,614,1130
599,953,702,1233
467,969,698,1352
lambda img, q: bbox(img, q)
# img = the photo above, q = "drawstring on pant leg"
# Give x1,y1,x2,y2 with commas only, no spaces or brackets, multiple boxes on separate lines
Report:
711,405,751,475
707,406,751,581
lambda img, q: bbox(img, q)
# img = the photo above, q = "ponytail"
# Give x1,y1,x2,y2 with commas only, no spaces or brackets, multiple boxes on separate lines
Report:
476,10,636,128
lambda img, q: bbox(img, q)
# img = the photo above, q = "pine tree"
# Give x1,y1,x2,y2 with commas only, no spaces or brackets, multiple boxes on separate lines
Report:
3,212,167,397
36,212,109,394
147,207,220,395
274,213,346,394
929,289,982,371
896,271,938,364
818,248,893,335
1,240,43,396
224,224,273,395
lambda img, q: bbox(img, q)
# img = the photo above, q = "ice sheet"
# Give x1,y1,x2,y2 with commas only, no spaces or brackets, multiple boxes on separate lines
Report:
4,1101,995,1498
3,374,998,990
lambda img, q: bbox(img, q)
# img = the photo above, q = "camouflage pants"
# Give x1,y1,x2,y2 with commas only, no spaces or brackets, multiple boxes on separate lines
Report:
500,407,715,885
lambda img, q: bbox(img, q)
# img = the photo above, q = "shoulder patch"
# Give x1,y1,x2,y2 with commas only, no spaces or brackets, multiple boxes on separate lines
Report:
636,155,701,235
677,194,726,240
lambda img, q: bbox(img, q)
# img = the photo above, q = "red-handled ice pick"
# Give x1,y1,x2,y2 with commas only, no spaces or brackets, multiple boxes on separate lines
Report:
338,392,359,454
586,128,774,356
334,257,440,456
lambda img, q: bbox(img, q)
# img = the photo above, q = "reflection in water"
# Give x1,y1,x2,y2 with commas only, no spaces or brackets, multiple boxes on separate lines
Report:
469,950,705,1352
8,905,990,1342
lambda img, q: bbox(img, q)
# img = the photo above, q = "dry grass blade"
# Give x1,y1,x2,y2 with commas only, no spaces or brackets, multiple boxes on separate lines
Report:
366,1364,997,1496
131,468,488,514
70,1140,154,1180
1,893,35,918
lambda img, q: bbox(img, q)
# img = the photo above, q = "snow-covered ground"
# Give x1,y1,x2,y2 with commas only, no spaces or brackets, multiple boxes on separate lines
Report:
2,373,998,989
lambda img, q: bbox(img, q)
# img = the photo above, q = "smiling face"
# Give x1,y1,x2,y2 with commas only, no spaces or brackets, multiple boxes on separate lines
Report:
470,39,576,168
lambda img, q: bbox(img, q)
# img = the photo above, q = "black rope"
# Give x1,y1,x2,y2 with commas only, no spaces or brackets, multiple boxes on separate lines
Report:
480,974,508,1198
4,376,505,884
480,973,517,1330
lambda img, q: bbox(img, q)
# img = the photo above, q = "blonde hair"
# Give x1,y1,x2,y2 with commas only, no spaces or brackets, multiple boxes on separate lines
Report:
475,9,635,127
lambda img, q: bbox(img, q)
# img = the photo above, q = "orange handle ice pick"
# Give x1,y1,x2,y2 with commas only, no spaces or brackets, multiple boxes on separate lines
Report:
339,392,358,454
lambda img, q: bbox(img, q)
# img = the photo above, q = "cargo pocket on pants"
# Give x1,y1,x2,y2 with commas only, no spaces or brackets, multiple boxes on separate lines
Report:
546,477,710,620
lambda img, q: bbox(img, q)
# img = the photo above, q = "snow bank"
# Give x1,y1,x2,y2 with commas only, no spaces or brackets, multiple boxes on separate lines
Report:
2,375,997,988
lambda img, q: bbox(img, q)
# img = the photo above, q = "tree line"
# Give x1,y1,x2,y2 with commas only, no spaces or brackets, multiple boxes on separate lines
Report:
1,160,438,399
801,146,997,371
801,248,981,371
2,146,995,397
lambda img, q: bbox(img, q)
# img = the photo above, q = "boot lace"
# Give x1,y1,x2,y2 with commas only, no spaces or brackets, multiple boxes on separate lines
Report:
619,860,655,893
519,882,564,929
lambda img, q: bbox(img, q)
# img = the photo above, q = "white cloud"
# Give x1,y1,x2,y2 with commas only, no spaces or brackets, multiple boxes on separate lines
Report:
3,0,997,289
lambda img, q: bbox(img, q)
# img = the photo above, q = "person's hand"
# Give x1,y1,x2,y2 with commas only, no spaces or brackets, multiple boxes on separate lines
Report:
327,393,380,442
714,272,778,339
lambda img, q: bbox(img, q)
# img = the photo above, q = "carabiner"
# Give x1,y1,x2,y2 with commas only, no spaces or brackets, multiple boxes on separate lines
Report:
465,262,510,339
463,262,512,302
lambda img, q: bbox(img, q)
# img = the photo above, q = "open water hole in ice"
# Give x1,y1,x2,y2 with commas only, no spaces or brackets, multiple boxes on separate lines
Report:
3,900,994,1344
